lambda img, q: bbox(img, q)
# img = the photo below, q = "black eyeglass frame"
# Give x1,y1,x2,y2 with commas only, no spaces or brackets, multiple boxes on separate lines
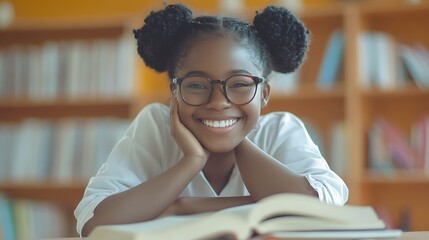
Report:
171,74,266,106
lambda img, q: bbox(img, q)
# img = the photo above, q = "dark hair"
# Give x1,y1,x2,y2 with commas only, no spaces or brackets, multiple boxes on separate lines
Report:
133,4,310,79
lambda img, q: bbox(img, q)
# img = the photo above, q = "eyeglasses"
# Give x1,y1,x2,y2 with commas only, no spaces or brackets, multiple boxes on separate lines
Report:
171,74,266,106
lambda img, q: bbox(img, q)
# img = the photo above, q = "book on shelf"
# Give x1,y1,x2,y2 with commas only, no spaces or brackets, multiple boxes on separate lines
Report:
0,118,130,182
302,120,348,177
0,124,13,181
373,33,397,89
369,118,420,172
398,44,429,89
358,32,373,89
411,116,429,170
415,44,429,70
88,193,401,240
369,118,394,172
317,30,344,89
0,194,15,240
0,36,135,100
358,32,402,90
1,197,69,240
330,121,348,177
0,51,4,96
302,120,325,157
267,70,299,93
357,31,429,90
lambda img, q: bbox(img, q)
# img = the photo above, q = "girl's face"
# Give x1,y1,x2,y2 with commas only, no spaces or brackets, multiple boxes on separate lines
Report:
173,35,270,153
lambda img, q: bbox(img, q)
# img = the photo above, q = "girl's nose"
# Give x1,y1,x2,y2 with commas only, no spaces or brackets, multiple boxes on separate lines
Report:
205,85,232,110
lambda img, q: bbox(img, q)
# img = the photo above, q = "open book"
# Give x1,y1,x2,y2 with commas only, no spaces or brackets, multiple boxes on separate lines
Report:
88,193,401,240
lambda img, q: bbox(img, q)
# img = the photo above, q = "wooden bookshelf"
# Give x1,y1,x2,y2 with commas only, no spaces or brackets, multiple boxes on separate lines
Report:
2,0,429,237
0,11,144,238
349,1,429,231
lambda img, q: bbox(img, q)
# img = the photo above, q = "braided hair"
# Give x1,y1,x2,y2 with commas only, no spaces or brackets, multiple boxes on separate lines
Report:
133,4,310,79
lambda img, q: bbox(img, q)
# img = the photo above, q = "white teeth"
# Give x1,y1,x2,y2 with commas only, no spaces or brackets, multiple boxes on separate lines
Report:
202,119,238,128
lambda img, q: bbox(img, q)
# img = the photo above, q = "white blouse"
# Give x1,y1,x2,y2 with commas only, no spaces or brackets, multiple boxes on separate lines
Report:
75,103,348,235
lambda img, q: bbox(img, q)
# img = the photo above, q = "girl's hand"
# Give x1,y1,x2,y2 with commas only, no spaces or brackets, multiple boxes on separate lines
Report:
170,96,209,168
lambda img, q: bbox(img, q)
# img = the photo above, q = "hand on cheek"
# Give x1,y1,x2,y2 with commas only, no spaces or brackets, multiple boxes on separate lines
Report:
170,96,209,168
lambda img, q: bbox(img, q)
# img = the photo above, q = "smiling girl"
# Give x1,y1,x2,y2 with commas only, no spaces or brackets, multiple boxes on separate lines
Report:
75,4,348,236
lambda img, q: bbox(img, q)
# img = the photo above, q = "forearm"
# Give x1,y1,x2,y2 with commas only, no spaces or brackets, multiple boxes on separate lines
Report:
82,157,202,236
235,139,318,201
162,196,255,216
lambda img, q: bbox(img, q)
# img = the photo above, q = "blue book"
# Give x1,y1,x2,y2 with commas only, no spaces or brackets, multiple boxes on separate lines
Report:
317,31,344,89
0,195,16,240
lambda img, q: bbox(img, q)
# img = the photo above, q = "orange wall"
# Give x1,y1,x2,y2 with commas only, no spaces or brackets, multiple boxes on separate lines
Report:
9,0,221,20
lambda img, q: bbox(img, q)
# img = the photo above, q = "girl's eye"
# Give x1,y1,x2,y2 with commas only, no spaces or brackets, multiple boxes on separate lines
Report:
186,83,207,89
227,76,255,89
182,77,210,90
230,82,252,88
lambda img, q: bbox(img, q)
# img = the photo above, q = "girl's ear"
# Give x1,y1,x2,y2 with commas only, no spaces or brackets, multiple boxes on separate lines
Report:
170,82,176,92
169,83,178,105
169,87,179,108
261,83,271,108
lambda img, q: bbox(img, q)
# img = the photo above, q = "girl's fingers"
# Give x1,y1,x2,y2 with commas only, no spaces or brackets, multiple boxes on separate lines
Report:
170,102,177,135
170,96,179,129
170,96,184,139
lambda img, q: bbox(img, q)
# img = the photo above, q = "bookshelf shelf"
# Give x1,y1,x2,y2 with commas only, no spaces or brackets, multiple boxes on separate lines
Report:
365,170,429,184
0,21,132,46
271,83,345,99
359,2,429,15
362,86,429,98
300,5,344,18
0,98,135,121
0,182,85,209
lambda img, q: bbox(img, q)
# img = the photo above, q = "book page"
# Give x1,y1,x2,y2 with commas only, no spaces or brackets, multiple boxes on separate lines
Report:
89,212,252,240
89,214,207,240
215,202,255,219
248,194,385,233
269,229,402,239
256,217,385,233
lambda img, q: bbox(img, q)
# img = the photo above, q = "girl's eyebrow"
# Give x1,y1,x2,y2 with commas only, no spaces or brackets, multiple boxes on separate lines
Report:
183,69,253,78
227,69,252,76
183,71,207,77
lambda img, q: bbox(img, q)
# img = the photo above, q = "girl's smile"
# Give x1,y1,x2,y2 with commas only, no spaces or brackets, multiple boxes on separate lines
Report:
201,118,238,128
199,117,240,134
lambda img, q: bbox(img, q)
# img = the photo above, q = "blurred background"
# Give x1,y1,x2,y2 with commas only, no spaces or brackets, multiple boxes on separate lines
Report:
1,0,429,238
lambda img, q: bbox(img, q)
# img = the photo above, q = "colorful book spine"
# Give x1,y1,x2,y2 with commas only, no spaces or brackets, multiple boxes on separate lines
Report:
317,30,344,89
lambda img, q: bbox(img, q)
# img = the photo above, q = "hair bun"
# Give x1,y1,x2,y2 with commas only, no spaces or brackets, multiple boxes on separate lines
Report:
133,4,193,72
253,6,310,73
